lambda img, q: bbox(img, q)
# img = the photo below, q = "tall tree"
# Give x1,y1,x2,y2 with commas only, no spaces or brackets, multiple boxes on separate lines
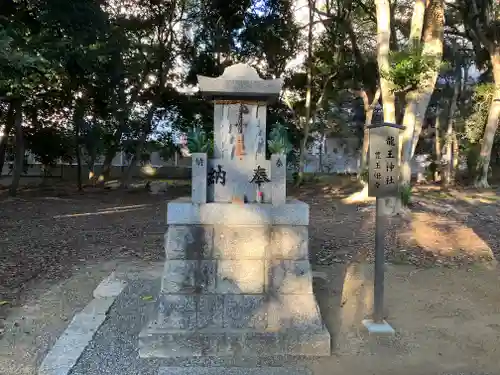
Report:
298,0,316,183
375,0,397,125
0,0,60,195
457,0,500,187
399,0,445,186
239,0,300,78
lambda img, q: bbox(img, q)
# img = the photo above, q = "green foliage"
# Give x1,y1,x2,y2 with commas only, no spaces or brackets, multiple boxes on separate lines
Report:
382,47,449,92
81,124,105,168
400,184,412,207
25,126,73,167
465,144,492,181
0,29,56,99
239,0,300,78
463,83,495,144
187,127,212,154
155,133,180,161
267,122,293,155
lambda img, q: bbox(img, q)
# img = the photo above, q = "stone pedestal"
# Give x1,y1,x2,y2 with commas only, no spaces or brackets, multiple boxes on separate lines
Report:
139,199,330,358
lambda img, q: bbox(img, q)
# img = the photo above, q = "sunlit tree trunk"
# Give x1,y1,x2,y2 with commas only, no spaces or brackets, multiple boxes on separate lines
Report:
360,88,381,173
375,0,396,125
400,0,444,186
345,0,396,204
409,0,428,44
475,51,500,188
297,0,315,185
434,112,441,181
400,0,431,179
443,63,462,186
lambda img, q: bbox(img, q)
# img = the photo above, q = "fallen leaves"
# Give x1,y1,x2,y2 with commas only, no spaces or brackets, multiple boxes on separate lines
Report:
298,182,500,268
0,185,189,318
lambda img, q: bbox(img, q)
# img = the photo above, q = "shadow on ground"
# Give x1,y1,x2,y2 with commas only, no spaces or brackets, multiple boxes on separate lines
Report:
0,185,190,321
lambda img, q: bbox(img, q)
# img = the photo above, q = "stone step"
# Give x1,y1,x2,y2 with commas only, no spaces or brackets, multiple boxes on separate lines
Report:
158,367,311,375
139,327,330,358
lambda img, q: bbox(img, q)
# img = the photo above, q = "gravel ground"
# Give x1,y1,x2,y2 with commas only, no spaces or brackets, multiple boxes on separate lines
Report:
69,279,314,375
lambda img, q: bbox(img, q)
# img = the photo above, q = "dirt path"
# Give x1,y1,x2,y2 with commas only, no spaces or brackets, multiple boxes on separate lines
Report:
313,263,500,374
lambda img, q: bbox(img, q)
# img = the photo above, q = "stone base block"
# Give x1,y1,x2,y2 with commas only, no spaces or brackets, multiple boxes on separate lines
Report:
142,215,331,359
139,326,330,358
166,199,309,226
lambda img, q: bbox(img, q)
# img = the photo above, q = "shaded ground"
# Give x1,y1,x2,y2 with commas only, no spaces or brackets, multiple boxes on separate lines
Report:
0,182,189,322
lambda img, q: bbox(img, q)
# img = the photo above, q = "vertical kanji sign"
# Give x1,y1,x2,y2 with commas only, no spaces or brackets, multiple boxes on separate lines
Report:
368,123,403,198
362,122,404,333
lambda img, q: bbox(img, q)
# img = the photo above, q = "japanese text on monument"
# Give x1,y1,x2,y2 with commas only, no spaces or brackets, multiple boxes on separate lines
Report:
208,165,227,186
368,126,400,197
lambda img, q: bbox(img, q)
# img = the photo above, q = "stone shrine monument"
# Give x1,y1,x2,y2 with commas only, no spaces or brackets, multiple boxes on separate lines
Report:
139,64,331,358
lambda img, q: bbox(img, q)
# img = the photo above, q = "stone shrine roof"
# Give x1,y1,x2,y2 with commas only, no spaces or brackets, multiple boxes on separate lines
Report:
197,63,283,101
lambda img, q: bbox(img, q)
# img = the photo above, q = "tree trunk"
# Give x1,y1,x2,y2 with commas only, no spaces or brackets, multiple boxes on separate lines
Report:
443,63,461,186
475,50,500,188
0,102,15,176
8,100,23,197
121,139,144,189
375,0,396,124
73,98,86,191
121,109,155,188
100,82,127,183
399,0,430,180
75,143,83,190
400,0,444,186
395,91,406,125
297,0,315,185
434,113,441,181
318,120,325,172
452,131,459,181
409,0,428,45
360,88,381,174
100,146,118,182
346,0,396,204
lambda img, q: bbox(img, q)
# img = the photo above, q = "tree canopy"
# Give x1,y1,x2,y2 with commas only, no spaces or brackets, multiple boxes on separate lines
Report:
0,0,499,194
